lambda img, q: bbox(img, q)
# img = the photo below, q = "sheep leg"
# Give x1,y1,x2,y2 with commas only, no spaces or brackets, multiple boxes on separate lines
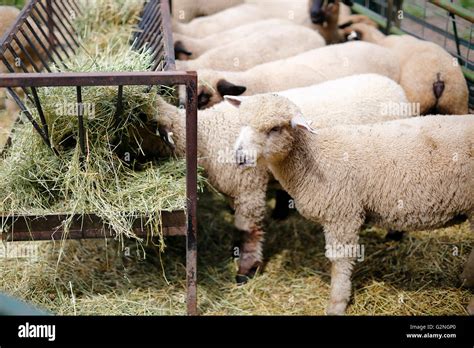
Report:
327,258,355,315
460,216,474,288
236,227,265,284
324,222,361,315
234,190,267,284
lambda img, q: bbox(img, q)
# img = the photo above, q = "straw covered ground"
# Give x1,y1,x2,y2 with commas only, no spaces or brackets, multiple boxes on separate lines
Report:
0,190,472,315
0,0,472,316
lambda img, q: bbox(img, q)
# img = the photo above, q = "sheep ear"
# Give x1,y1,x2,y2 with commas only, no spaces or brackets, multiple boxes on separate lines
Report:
217,79,247,97
338,20,354,29
224,96,244,108
174,41,192,59
291,115,317,134
157,126,176,150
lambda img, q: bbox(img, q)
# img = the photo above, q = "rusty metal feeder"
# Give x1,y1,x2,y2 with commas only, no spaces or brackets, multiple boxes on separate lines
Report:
0,0,198,315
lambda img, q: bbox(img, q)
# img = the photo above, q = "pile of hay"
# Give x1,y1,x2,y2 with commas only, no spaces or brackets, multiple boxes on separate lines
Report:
0,0,203,247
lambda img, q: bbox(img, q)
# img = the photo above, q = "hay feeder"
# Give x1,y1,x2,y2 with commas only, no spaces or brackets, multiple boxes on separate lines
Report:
0,0,199,315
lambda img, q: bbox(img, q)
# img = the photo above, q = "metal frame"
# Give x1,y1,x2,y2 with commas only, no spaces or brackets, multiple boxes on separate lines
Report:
0,0,198,315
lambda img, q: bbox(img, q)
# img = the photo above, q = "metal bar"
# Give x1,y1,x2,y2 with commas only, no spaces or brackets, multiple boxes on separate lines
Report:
114,85,124,127
33,5,71,60
12,35,41,73
18,26,52,72
51,0,81,49
30,87,50,141
65,0,83,17
135,4,161,49
1,212,187,242
428,0,474,23
449,9,462,65
6,43,30,73
185,73,198,316
45,0,55,48
3,46,35,104
5,87,52,150
161,0,176,70
136,15,162,51
76,86,86,157
0,71,195,87
28,11,68,67
403,12,472,50
37,1,74,57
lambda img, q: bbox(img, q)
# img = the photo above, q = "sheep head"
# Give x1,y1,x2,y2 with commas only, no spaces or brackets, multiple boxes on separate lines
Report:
230,94,314,167
197,70,246,109
309,0,352,25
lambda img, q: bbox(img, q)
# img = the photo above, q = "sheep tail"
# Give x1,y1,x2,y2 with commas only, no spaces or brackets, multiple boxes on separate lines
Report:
433,73,445,100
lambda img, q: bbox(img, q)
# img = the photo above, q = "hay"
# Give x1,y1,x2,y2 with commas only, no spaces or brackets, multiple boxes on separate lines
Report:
0,0,204,247
0,189,472,315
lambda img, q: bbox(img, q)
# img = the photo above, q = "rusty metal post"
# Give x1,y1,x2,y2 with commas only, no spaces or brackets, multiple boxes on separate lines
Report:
185,72,198,316
45,0,55,50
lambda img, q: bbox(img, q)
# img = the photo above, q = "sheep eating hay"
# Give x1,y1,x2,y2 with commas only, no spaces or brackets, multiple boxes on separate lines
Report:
233,94,474,314
152,74,414,281
196,41,400,109
175,25,325,72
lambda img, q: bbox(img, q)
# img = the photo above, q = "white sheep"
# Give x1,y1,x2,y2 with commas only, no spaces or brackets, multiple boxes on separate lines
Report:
176,25,325,72
172,0,244,23
344,23,469,115
0,6,21,111
233,94,474,314
172,0,348,39
195,41,400,109
174,19,298,60
151,74,413,282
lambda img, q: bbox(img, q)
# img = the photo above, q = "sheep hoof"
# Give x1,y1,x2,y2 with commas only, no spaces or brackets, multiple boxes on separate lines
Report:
235,274,249,285
326,301,348,315
385,230,405,241
467,298,474,315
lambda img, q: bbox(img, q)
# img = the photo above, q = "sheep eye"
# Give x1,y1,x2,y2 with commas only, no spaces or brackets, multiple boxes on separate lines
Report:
269,126,281,134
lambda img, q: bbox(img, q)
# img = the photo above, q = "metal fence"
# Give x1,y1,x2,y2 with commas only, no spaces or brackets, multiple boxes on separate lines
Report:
353,0,474,109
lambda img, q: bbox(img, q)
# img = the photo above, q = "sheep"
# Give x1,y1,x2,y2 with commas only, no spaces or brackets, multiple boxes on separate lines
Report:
172,0,346,39
0,6,21,110
343,23,469,115
150,74,413,283
174,19,298,60
307,0,377,44
468,297,474,315
233,94,474,314
194,41,400,109
0,6,19,41
176,25,326,72
172,0,244,23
